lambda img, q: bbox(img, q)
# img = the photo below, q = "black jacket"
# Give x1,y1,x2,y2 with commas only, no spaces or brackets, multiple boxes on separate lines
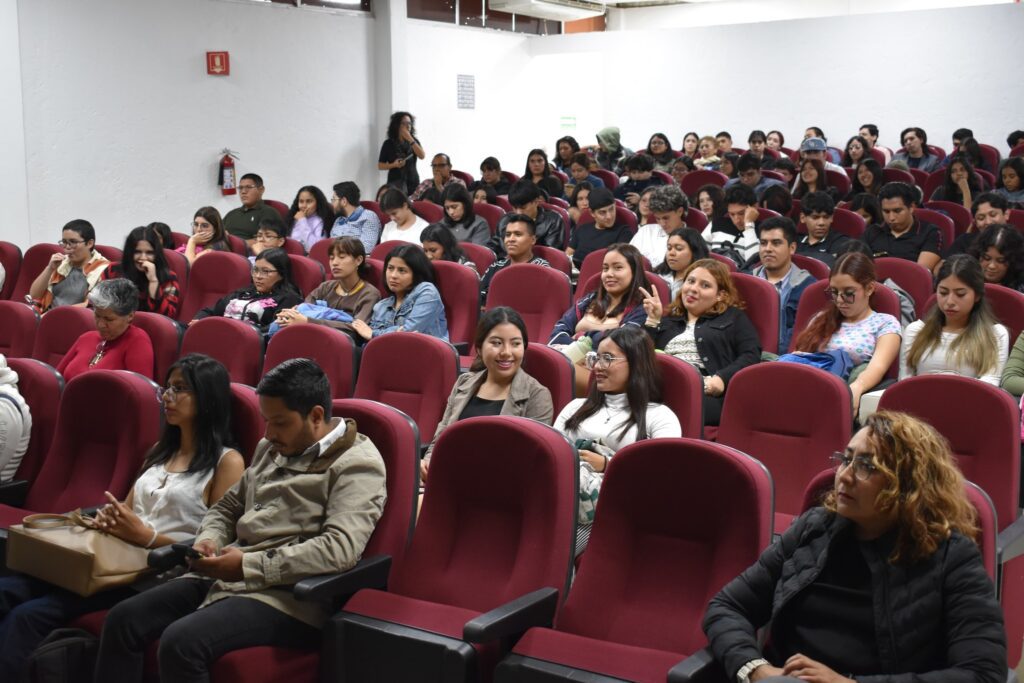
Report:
703,507,1006,682
488,207,565,255
645,306,760,386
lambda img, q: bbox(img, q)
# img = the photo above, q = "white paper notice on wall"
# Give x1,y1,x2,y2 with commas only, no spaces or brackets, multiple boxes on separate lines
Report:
457,75,475,110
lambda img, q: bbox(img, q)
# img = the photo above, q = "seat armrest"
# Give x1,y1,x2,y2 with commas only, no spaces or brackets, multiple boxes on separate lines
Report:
667,647,721,683
463,587,559,643
0,479,29,507
997,515,1024,564
293,555,392,603
147,537,197,570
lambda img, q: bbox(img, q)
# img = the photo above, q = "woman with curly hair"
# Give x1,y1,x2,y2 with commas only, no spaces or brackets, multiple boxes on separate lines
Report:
968,224,1024,292
703,410,1006,683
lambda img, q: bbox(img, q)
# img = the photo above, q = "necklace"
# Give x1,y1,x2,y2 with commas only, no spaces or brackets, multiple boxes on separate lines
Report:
88,340,108,367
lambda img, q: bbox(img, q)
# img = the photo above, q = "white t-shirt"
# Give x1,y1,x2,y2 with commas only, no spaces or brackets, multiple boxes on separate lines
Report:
629,224,671,268
380,216,430,245
899,320,1009,386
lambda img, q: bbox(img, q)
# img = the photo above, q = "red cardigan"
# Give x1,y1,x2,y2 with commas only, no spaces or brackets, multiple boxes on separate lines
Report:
57,325,154,382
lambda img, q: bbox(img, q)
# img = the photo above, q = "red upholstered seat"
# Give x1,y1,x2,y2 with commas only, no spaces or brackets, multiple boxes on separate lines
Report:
412,200,445,224
496,438,772,683
263,323,358,398
920,283,1024,347
181,318,264,386
132,312,182,382
450,169,475,186
799,207,867,240
227,235,248,257
307,238,332,273
93,245,122,263
176,251,252,323
531,246,571,276
656,355,704,439
875,257,935,319
522,343,574,415
369,239,410,262
5,358,63,484
591,169,619,190
914,207,955,253
881,168,915,186
0,301,39,358
31,305,94,367
432,260,480,350
354,332,458,442
680,170,729,198
162,248,190,304
686,207,708,231
359,200,388,226
11,244,62,304
287,254,325,297
474,203,505,236
826,169,852,197
791,254,829,280
263,199,290,221
925,200,973,235
0,240,22,300
494,196,513,212
229,383,264,465
540,203,571,248
731,273,781,354
486,264,572,344
717,363,851,533
460,243,495,277
333,417,577,683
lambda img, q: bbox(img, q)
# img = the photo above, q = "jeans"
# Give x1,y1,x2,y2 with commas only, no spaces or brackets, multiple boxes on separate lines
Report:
95,578,319,683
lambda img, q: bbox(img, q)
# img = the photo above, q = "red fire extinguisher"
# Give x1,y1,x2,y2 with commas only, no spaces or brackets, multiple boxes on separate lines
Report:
218,149,238,196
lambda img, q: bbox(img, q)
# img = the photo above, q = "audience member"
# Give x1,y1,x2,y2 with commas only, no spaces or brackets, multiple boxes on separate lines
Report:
1008,130,1024,151
752,217,815,352
177,207,231,265
766,130,785,152
694,135,722,171
468,181,496,205
0,354,243,681
568,181,593,227
671,156,696,186
410,153,466,203
803,126,840,164
758,184,793,217
968,225,1024,292
891,127,942,173
703,411,1005,683
701,184,760,265
353,244,448,342
900,255,1008,384
422,307,553,481
555,325,680,553
568,152,606,191
930,154,982,209
537,174,565,203
799,137,845,174
222,173,280,246
57,278,154,381
593,126,632,175
995,157,1024,208
746,130,774,169
956,137,994,174
566,188,634,269
287,185,334,253
554,135,581,173
842,135,872,168
378,111,424,195
1001,331,1024,397
249,216,288,261
859,122,892,164
791,252,901,413
681,131,700,158
615,153,665,209
524,148,554,187
945,192,1012,257
479,156,511,195
772,157,798,186
94,358,385,682
864,182,942,269
849,192,882,227
379,188,429,244
696,184,726,223
29,218,109,313
792,158,836,201
0,354,31,484
716,131,734,155
331,182,382,255
631,184,688,267
479,214,551,302
489,180,565,256
420,224,476,271
440,184,490,245
725,153,785,199
653,228,709,301
146,222,173,249
796,191,851,267
191,248,302,333
274,236,381,340
720,152,740,179
851,158,885,197
100,226,181,318
636,186,657,228
644,133,676,173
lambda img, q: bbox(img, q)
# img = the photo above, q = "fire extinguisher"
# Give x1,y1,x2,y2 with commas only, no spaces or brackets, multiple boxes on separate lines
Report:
218,149,239,196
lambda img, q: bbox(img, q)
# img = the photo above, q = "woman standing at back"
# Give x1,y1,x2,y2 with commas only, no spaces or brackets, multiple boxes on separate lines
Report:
378,111,425,195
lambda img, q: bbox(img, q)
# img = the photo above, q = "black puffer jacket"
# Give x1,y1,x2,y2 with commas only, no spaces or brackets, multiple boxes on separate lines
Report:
703,507,1006,682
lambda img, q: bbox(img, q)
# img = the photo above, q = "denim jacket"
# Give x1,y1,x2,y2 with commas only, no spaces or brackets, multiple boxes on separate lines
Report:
368,281,449,341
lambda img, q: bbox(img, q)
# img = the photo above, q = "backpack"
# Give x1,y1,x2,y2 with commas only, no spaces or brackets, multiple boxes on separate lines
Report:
27,628,98,683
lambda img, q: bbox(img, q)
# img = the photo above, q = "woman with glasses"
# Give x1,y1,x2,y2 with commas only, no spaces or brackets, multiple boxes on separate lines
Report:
555,325,681,553
645,133,677,173
703,411,1005,683
99,225,181,318
791,252,901,414
641,258,760,426
56,278,154,382
420,307,552,483
29,218,110,314
190,247,301,333
249,217,288,262
0,354,244,681
177,206,231,265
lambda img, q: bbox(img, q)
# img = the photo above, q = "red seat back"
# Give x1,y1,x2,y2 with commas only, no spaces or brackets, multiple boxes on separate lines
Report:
680,170,729,198
791,254,829,280
181,318,264,385
909,168,930,188
162,248,190,305
229,383,264,465
354,332,459,441
828,207,867,239
686,207,709,231
264,199,290,221
709,252,738,272
655,355,703,439
282,238,306,256
0,241,22,300
473,203,505,235
881,168,915,186
494,195,514,212
94,245,122,263
170,232,190,249
308,238,333,273
546,196,570,209
11,244,61,303
6,358,63,483
0,301,39,358
718,362,851,532
732,273,780,354
522,342,574,415
391,417,576,611
591,169,619,190
556,438,772,655
501,171,521,185
875,257,934,319
984,284,1024,346
540,203,571,248
22,370,162,514
364,258,385,292
287,254,325,298
263,324,357,398
459,243,495,278
359,201,388,226
825,170,851,197
432,260,479,348
411,200,444,224
32,306,95,367
925,200,973,235
176,251,252,323
369,240,410,262
450,170,474,186
1009,210,1024,234
914,208,955,253
486,264,572,343
532,246,572,275
227,234,248,257
132,312,182,383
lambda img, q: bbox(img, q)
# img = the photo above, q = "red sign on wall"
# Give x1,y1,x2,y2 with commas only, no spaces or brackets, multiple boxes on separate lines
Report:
206,52,230,76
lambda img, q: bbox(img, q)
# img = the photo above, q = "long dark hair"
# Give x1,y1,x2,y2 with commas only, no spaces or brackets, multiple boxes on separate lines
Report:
194,206,230,252
420,224,467,263
654,229,709,277
328,236,370,279
564,326,662,441
441,184,476,228
383,244,434,297
793,158,831,199
852,159,885,195
939,155,983,202
555,136,580,166
969,225,1024,289
387,111,415,141
585,243,648,319
524,148,552,181
469,307,529,373
246,248,299,298
120,226,172,290
142,354,235,475
842,135,872,167
288,185,335,238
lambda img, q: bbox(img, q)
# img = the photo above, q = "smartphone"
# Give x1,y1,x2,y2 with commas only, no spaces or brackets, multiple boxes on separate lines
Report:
171,543,203,561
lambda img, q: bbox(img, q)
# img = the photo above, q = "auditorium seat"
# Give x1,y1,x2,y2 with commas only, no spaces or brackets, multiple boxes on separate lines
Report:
791,254,828,280
451,169,475,186
282,237,306,255
825,169,852,197
0,301,39,358
680,170,729,198
0,240,22,300
531,246,572,276
495,437,772,683
93,245,123,263
709,253,738,272
925,200,973,235
412,200,445,223
591,169,619,190
432,260,480,352
263,324,358,398
501,171,520,185
909,168,930,188
921,171,946,203
229,383,264,465
176,251,252,323
731,273,780,354
181,318,264,386
826,207,867,240
4,357,63,485
287,253,326,297
545,196,570,209
354,332,459,442
486,264,572,344
10,243,61,303
227,234,248,257
307,238,332,273
875,257,935,319
31,305,94,367
656,354,704,439
474,202,505,235
264,199,290,221
1009,210,1024,233
494,195,514,212
369,239,410,262
522,343,575,415
914,208,955,251
328,417,577,683
460,242,495,277
686,207,709,231
162,248,190,305
541,202,571,248
132,311,183,382
881,168,915,186
359,200,388,226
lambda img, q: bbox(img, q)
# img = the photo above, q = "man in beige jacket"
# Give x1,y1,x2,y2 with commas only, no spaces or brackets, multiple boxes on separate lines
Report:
95,358,387,683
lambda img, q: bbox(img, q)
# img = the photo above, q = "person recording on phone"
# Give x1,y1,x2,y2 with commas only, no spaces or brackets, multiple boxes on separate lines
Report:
378,111,425,195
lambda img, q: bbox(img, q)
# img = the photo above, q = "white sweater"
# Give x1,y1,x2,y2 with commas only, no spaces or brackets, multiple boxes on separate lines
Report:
380,216,430,245
629,224,671,268
554,393,681,451
899,320,1009,386
0,356,32,482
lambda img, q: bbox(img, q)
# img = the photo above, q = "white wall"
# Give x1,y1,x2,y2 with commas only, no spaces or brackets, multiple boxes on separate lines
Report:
0,0,29,248
9,0,374,250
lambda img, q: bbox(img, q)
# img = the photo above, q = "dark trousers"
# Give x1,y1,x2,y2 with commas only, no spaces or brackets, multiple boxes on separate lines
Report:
0,574,129,681
94,578,319,683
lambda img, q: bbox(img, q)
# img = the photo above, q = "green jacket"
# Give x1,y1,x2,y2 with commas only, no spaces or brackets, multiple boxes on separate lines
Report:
1000,330,1024,397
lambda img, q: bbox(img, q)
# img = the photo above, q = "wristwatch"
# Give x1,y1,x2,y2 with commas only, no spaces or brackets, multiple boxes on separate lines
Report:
736,658,769,683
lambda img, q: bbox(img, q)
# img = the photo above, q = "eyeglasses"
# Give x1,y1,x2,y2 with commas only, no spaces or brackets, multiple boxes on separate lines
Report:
255,232,283,242
584,352,626,370
237,184,259,192
830,451,878,482
161,385,192,401
826,288,859,304
57,239,85,248
252,267,279,278
430,163,450,169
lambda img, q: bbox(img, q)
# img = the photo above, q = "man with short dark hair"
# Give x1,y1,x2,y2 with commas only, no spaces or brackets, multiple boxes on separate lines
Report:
716,131,733,155
479,157,511,195
864,182,942,269
566,188,633,268
479,214,551,302
1008,130,1024,151
702,184,760,264
614,154,665,208
330,181,381,253
891,127,941,173
943,192,1012,257
725,153,785,199
94,359,386,682
488,180,565,256
752,217,814,352
223,173,282,246
795,191,850,267
410,153,466,203
859,123,892,164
